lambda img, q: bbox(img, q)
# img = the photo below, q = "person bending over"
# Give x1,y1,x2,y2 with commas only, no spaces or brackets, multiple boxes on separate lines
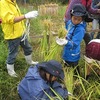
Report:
18,60,68,100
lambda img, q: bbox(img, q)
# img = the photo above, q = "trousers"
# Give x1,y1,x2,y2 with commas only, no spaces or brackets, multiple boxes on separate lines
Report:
6,36,32,64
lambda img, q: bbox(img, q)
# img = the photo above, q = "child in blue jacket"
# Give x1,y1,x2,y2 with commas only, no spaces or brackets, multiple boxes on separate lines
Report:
56,4,87,68
18,60,68,100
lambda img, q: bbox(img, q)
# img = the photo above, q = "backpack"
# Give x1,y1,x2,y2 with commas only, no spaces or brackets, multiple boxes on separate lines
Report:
86,41,100,60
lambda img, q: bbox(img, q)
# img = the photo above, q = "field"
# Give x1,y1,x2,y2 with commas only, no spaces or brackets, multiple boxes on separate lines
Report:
0,3,100,100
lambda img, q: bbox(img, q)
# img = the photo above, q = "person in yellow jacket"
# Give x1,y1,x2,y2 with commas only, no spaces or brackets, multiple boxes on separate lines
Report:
0,0,38,77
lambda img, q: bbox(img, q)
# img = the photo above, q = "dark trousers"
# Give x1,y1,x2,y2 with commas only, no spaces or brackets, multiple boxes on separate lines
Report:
63,60,80,75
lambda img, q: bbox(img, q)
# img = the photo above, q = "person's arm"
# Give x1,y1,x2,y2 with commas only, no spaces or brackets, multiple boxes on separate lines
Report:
64,0,74,23
66,25,85,49
14,10,38,23
96,2,100,8
14,15,25,23
82,0,100,14
91,0,96,8
88,0,100,14
92,0,100,9
52,81,68,99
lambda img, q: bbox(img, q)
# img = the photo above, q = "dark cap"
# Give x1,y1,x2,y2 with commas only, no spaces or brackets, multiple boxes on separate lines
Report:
71,4,87,16
37,60,64,79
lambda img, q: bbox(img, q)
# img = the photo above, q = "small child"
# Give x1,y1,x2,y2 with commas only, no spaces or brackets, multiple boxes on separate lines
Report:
18,60,68,100
56,4,87,69
0,0,38,77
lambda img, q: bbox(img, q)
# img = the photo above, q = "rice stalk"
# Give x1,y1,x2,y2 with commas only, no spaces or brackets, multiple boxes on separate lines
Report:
87,90,93,100
94,82,100,95
64,67,74,100
58,25,67,38
39,19,53,60
45,25,66,61
43,90,53,100
50,87,64,100
45,41,62,61
77,75,86,94
39,30,49,59
43,19,53,33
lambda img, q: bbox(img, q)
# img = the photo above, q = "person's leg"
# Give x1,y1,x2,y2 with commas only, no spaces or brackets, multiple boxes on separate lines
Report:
6,38,21,77
64,60,79,75
96,19,100,39
83,33,91,46
90,19,98,39
20,38,38,65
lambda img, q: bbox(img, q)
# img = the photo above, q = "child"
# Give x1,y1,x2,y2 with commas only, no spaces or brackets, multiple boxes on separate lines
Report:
56,4,87,68
18,60,68,100
0,0,38,77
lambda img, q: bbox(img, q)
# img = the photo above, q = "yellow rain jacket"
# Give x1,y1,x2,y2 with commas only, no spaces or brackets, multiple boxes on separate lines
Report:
0,0,25,39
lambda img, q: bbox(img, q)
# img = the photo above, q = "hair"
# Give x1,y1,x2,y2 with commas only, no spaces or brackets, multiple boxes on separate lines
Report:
39,67,56,86
39,68,47,80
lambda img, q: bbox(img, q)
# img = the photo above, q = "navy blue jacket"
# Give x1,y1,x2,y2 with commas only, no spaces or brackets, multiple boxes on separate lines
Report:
18,65,68,100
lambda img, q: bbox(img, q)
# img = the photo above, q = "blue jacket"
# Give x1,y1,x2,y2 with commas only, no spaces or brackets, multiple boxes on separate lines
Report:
18,65,68,100
62,20,86,62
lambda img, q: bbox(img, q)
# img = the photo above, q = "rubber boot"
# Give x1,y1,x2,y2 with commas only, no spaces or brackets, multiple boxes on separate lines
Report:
7,64,17,77
25,54,38,65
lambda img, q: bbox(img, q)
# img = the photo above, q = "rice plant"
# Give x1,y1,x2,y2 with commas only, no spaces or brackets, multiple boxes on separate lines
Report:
44,25,66,61
39,19,53,60
64,67,74,100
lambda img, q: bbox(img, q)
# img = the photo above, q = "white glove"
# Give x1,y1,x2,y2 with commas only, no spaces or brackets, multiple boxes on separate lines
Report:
56,37,68,46
97,2,100,6
24,11,38,19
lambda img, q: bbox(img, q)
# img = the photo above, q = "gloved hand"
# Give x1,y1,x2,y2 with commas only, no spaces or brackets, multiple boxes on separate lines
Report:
97,2,100,6
56,37,68,46
24,11,38,19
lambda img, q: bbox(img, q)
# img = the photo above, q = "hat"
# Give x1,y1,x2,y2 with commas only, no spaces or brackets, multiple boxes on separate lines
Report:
71,4,87,16
37,60,64,79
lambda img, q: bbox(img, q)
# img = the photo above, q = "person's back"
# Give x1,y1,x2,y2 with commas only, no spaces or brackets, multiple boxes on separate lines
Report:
85,39,100,61
0,0,25,39
84,38,100,79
